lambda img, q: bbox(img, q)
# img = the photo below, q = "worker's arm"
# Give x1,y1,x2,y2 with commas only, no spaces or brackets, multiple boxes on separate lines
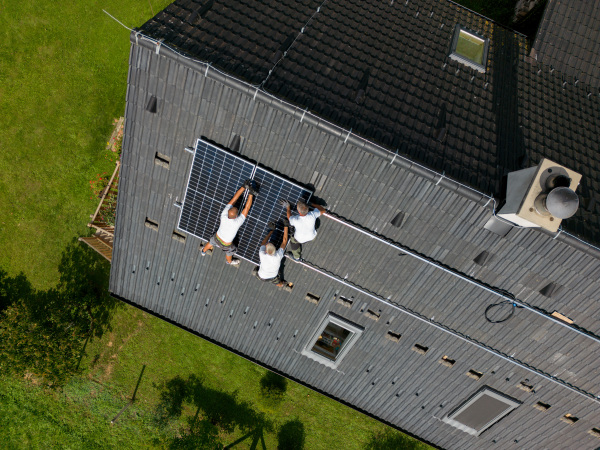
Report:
241,194,253,217
280,218,289,249
279,199,291,220
280,226,289,250
227,186,246,206
261,230,274,247
311,203,327,215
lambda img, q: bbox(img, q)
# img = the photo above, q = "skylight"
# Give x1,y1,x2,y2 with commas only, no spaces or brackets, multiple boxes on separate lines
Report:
450,26,489,73
443,387,520,435
302,313,363,368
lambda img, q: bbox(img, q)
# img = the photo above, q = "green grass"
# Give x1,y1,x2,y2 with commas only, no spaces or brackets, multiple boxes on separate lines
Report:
78,304,428,449
0,0,171,289
0,303,430,449
0,374,170,449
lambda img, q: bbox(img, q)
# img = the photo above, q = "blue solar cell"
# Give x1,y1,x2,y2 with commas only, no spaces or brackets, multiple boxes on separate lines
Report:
178,139,312,264
179,139,254,240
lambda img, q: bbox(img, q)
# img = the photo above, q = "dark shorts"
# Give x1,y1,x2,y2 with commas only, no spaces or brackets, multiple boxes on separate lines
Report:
210,234,237,257
252,266,281,284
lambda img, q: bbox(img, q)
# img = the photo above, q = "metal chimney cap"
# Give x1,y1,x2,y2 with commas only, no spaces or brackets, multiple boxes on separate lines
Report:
546,187,579,219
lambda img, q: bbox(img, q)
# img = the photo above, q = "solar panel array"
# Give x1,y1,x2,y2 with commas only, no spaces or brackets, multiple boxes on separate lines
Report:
178,140,254,240
178,139,312,264
236,167,312,262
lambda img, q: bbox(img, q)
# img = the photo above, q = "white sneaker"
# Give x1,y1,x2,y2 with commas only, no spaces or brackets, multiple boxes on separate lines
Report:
227,258,240,266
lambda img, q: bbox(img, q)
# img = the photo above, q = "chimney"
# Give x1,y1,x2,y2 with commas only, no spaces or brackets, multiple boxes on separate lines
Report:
497,158,581,232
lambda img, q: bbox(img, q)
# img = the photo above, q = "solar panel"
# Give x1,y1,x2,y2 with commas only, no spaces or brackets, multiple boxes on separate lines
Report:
178,139,254,240
235,167,312,262
178,139,312,265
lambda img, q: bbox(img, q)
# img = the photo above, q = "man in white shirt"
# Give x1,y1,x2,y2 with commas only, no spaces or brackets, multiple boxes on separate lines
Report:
255,219,292,289
201,181,255,265
280,199,326,260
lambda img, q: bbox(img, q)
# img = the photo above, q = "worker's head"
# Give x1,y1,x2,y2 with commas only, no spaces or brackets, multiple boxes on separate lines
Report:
228,207,239,219
297,201,309,216
265,243,276,255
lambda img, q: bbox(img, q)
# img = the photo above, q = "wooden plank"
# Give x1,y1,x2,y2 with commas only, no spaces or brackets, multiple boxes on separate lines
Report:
90,161,120,224
78,237,112,262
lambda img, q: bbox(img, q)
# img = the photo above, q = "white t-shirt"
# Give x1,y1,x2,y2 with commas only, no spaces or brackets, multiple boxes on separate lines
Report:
216,205,246,243
258,245,284,279
289,209,321,244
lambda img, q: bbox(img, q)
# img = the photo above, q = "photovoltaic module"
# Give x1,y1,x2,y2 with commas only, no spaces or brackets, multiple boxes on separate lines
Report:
178,139,312,264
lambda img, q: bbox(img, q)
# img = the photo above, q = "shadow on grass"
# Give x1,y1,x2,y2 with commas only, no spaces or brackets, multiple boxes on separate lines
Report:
0,239,120,384
155,374,275,448
0,270,31,313
364,428,425,450
277,419,305,450
259,371,287,401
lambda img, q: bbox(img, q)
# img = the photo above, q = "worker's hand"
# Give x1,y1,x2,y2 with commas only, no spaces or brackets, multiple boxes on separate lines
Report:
267,221,276,231
279,198,290,208
243,179,252,190
281,218,290,228
248,183,259,196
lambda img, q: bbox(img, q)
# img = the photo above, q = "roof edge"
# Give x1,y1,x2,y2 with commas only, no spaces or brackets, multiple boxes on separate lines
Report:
109,291,442,450
129,30,600,261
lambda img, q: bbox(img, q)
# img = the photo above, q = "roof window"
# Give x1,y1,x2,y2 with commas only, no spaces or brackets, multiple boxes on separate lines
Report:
443,387,520,436
301,313,363,369
449,26,489,73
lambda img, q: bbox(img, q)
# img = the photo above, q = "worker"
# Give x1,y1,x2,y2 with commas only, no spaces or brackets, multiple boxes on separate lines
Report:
279,199,326,260
201,181,256,265
254,219,293,289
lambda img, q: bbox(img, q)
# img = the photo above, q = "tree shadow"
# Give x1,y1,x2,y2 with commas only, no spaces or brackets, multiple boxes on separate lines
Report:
0,239,121,384
277,419,305,450
154,374,274,447
0,269,32,313
363,428,424,450
56,239,120,338
259,371,287,401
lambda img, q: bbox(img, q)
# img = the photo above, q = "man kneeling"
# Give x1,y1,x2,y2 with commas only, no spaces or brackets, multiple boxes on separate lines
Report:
255,220,292,289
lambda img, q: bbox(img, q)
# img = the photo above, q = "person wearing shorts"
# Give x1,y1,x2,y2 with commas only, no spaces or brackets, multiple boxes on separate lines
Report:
280,199,327,260
201,181,256,265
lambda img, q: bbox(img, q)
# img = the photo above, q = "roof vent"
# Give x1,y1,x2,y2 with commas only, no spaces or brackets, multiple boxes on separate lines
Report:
473,250,490,266
539,282,559,298
271,33,295,63
497,158,581,232
229,134,241,153
188,0,214,23
146,96,157,113
391,212,405,227
355,69,370,103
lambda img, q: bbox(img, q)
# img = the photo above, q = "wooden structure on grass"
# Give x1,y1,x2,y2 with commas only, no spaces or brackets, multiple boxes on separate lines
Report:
79,161,120,262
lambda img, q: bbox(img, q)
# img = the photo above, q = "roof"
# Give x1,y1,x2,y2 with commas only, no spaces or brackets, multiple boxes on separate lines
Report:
111,1,600,448
139,0,600,246
533,0,600,88
112,41,600,450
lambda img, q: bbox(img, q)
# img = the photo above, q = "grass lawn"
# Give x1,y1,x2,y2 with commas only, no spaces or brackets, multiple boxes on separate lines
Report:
0,299,430,449
0,0,172,289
